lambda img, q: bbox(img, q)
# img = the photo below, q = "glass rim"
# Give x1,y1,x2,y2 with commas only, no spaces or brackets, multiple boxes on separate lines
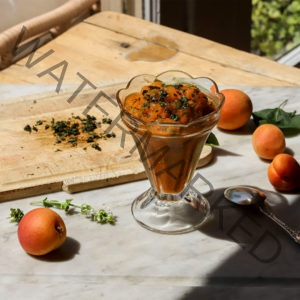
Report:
116,70,225,128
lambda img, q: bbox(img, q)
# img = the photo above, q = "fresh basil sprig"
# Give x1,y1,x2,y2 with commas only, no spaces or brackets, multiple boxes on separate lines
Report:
252,100,300,134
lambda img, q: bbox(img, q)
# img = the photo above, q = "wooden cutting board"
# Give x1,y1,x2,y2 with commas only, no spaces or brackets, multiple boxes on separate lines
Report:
0,83,213,202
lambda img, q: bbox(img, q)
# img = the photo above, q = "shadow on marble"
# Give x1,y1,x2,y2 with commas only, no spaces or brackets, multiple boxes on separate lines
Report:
201,187,299,242
179,285,300,299
179,188,300,298
284,147,295,156
212,147,243,158
29,236,80,262
217,119,256,136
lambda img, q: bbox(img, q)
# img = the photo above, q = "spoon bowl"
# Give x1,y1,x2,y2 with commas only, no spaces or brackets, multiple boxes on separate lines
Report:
224,185,300,244
224,186,266,206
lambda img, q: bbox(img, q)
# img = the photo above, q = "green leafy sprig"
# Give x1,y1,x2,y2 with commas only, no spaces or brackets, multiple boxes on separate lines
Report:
30,198,116,224
8,208,24,223
252,100,300,135
8,198,116,225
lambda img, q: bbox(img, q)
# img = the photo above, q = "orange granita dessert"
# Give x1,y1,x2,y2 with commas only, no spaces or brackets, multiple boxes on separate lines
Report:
123,80,215,124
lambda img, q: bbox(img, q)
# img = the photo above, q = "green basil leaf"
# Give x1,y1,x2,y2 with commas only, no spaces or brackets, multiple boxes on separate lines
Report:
252,101,300,133
289,114,300,129
206,132,219,146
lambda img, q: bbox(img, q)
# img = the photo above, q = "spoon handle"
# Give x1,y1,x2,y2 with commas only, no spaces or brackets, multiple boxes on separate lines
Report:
259,203,300,244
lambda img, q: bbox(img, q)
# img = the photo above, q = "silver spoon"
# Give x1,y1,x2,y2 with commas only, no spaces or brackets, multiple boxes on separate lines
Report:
224,186,300,244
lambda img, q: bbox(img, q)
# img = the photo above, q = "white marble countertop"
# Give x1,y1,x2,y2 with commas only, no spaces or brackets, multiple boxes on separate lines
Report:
1,85,300,299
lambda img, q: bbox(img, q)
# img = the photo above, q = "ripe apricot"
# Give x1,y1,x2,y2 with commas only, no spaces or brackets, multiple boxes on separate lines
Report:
216,89,253,130
252,124,285,160
268,154,300,192
18,208,67,256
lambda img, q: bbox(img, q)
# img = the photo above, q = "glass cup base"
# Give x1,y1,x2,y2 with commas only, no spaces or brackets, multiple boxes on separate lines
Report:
131,188,210,234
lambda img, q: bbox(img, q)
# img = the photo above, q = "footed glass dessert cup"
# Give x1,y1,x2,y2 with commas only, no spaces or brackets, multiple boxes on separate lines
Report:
117,70,224,234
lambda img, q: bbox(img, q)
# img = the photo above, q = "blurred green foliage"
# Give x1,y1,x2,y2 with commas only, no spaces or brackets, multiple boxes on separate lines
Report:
251,0,300,59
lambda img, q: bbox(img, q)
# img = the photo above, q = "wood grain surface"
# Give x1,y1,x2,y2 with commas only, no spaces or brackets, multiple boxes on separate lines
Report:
0,11,299,86
0,83,213,201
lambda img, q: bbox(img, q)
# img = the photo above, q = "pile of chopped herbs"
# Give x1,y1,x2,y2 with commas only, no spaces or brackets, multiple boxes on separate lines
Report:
24,114,116,151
